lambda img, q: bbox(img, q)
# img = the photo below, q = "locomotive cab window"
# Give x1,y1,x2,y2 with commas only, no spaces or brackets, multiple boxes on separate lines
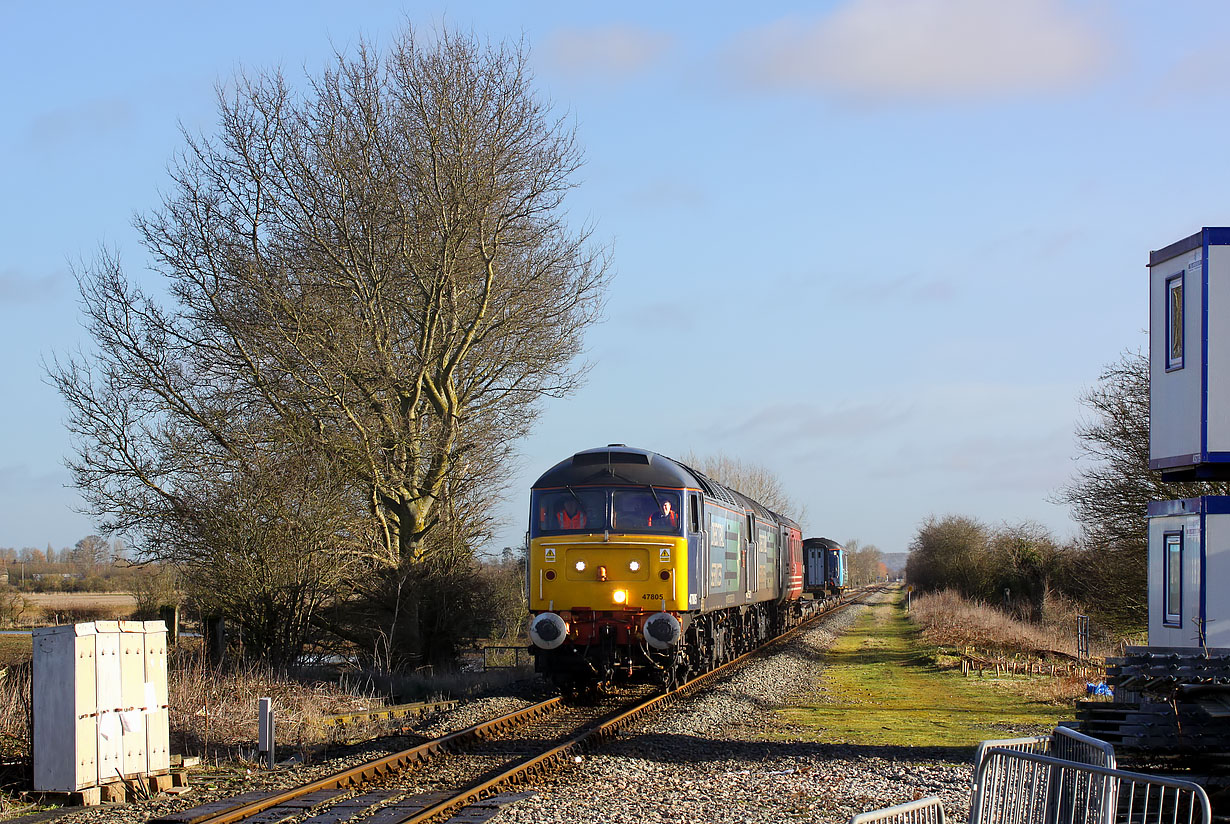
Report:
535,489,605,534
688,493,701,533
613,489,681,533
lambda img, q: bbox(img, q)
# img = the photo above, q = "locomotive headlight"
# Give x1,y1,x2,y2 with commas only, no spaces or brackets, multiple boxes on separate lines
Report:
574,560,586,572
628,560,640,572
613,589,628,604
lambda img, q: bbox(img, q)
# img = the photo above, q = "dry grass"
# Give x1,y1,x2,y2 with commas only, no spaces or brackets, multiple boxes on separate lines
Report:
17,593,136,626
0,662,31,761
0,647,479,769
167,653,390,763
911,589,1112,660
0,636,30,668
907,590,1100,706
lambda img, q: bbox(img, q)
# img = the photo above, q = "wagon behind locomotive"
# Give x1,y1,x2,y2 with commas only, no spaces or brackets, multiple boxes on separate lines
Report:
802,536,847,597
525,444,806,690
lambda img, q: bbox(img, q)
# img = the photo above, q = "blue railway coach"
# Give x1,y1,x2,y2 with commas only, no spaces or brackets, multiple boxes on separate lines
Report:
802,537,847,597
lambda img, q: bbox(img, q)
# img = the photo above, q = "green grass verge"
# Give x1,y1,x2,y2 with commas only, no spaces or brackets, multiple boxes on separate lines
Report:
775,589,1073,749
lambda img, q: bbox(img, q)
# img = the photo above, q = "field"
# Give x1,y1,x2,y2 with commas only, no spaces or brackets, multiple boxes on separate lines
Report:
18,592,137,614
775,588,1078,748
0,592,138,666
7,591,136,628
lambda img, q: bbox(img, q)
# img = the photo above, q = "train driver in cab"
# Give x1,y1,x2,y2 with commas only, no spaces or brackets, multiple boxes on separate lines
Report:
650,499,678,530
556,497,587,529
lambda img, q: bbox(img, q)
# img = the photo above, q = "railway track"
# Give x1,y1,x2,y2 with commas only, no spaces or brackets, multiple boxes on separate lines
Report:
156,587,882,824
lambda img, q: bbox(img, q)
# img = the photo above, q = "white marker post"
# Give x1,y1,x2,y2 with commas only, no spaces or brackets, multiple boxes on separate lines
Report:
257,698,275,768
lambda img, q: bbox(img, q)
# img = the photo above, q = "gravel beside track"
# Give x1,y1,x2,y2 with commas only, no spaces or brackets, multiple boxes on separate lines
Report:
20,592,976,824
493,595,974,824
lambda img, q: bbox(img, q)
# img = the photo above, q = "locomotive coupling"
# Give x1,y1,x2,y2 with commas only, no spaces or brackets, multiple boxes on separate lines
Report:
529,612,569,649
642,612,681,649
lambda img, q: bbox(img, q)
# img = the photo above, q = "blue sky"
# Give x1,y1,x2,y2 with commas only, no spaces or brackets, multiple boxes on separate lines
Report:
2,1,1226,555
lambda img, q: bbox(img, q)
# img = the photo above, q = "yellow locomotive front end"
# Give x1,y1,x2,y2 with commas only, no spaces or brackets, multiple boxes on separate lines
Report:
526,446,696,689
529,534,688,614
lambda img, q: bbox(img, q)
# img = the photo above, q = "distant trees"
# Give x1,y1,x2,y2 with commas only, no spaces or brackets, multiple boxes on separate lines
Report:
907,516,990,597
905,515,1071,622
71,535,110,570
48,27,607,669
844,538,884,585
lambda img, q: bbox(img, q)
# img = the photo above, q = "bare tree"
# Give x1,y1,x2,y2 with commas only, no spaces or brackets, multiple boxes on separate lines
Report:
679,451,804,522
48,27,608,667
1056,348,1230,629
71,535,110,571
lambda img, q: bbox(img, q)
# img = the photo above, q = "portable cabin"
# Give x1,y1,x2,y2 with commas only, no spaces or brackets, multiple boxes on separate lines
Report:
1149,228,1230,481
1146,497,1230,649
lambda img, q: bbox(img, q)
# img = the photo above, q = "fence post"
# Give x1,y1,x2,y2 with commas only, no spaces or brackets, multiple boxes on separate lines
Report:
1077,615,1090,661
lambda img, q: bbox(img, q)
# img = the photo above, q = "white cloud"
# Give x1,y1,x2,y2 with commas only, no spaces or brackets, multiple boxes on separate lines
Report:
543,25,674,79
0,267,63,304
24,97,135,147
1151,42,1230,102
724,0,1113,101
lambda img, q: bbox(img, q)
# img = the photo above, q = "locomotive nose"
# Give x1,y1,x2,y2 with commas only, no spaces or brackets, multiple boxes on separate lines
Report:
529,612,569,649
642,612,681,650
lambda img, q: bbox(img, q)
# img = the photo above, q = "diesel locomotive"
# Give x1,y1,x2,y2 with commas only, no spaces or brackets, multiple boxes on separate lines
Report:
525,444,809,691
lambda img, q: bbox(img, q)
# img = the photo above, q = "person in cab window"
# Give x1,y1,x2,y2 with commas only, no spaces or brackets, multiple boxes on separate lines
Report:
557,498,587,529
651,500,678,530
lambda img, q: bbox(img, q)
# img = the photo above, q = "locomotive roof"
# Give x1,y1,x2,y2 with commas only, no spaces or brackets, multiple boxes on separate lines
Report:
803,537,843,550
533,445,700,489
532,445,800,530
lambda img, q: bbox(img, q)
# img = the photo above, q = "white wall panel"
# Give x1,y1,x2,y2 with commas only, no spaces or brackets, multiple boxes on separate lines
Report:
32,623,97,791
1209,247,1230,454
94,621,122,783
1150,246,1203,464
118,622,147,777
142,621,170,773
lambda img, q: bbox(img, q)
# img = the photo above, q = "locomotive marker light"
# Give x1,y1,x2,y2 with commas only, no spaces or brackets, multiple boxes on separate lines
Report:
529,613,569,650
629,560,641,572
574,560,586,572
598,565,608,582
642,612,682,649
613,589,628,605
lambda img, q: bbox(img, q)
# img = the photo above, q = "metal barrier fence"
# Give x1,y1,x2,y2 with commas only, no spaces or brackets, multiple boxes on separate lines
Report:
851,796,946,824
970,748,1210,824
1049,728,1116,771
972,727,1116,787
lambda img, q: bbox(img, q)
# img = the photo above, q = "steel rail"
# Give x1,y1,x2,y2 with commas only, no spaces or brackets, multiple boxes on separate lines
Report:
154,697,562,824
174,585,884,824
382,587,885,824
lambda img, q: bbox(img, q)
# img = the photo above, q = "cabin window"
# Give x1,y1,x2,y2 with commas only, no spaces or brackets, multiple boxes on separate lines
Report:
612,489,681,533
1166,273,1184,371
1164,531,1182,627
535,489,606,534
688,493,701,533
